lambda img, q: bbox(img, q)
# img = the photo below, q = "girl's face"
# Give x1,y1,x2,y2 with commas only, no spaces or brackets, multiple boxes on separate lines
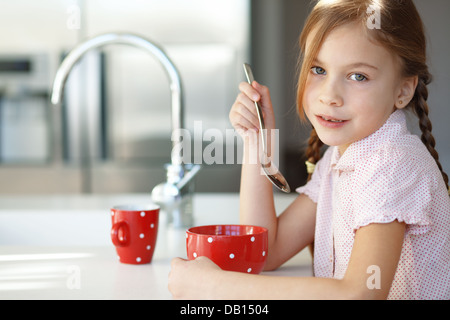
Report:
303,22,411,154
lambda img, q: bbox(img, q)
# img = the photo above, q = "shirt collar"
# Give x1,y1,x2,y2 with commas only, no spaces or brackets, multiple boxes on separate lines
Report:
329,109,408,173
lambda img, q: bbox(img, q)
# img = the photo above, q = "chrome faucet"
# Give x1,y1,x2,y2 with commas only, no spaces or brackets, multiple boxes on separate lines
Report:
51,32,200,228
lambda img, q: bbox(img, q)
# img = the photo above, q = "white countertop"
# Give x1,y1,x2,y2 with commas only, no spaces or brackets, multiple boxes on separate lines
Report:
0,193,312,300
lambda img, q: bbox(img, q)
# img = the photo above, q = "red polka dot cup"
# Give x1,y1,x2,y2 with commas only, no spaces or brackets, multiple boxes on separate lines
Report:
110,204,159,264
186,225,268,274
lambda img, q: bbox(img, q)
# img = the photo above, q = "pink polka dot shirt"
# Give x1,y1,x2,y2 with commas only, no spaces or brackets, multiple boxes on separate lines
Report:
297,109,450,299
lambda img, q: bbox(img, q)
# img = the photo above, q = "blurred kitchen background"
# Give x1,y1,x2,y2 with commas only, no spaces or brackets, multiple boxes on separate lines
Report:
0,0,448,195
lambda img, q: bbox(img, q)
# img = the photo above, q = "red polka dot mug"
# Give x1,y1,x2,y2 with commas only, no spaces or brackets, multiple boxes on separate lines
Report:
111,204,159,264
186,225,268,274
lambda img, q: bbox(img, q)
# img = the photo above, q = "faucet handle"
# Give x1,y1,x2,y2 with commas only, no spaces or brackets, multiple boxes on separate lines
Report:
151,164,201,205
176,164,201,190
151,181,180,206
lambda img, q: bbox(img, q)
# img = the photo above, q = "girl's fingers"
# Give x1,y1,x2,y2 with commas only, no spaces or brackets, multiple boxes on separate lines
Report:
230,95,260,130
238,81,274,117
236,93,260,121
230,108,258,132
250,81,275,130
238,81,261,102
230,81,275,133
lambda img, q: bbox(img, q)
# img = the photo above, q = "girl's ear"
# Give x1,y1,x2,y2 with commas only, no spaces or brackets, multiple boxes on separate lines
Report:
396,75,418,109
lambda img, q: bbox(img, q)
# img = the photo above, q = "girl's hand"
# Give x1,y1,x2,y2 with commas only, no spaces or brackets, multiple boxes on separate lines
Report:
168,256,222,300
229,81,276,138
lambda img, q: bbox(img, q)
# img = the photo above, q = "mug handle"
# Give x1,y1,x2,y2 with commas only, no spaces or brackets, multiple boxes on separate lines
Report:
111,221,129,247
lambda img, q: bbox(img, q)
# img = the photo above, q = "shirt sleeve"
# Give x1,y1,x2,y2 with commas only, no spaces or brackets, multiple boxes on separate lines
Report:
352,144,435,235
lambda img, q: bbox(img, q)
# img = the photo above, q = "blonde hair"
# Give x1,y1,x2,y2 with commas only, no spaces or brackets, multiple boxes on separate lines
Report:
297,0,449,191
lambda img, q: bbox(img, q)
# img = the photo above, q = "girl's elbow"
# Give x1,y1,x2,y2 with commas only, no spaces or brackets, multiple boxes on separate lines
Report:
341,280,389,300
262,254,286,271
262,260,281,272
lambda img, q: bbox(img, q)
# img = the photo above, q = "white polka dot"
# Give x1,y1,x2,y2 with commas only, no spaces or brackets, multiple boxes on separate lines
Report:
146,245,151,250
136,257,141,262
193,252,197,258
111,211,114,216
250,236,255,242
185,233,188,238
207,237,213,243
247,268,252,273
262,251,266,256
139,233,144,239
140,211,145,217
229,253,235,259
150,223,154,228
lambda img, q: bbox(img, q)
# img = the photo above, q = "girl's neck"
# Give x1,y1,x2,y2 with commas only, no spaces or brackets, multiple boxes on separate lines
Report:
338,144,350,156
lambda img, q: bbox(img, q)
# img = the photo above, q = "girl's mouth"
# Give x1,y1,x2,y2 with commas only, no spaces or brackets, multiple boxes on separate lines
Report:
316,115,348,128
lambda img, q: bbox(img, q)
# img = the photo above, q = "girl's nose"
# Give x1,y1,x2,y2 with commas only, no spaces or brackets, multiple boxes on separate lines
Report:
319,78,344,107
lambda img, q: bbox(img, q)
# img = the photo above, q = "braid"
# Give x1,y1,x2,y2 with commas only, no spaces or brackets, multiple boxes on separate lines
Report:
305,128,324,181
412,76,449,191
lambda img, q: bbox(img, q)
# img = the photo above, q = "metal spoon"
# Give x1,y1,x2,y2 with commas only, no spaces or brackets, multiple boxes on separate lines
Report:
243,63,291,193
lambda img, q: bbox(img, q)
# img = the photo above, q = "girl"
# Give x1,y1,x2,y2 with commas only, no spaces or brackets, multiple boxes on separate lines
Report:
169,0,450,299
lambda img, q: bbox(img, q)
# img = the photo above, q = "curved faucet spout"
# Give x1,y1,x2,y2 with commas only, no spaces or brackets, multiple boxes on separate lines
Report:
51,32,184,166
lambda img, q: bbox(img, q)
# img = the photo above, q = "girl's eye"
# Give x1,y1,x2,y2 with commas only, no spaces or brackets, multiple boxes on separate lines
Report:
349,73,367,82
311,66,326,75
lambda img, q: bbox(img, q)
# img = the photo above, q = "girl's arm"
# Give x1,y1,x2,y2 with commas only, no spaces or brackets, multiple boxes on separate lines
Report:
229,82,316,270
169,220,405,300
